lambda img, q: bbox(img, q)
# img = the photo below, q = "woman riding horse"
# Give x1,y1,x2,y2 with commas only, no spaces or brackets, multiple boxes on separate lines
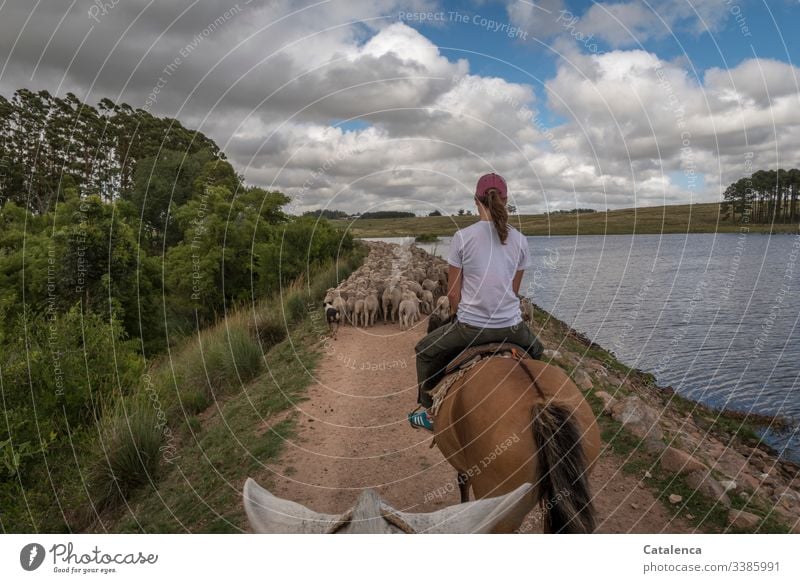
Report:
409,173,600,533
409,172,544,430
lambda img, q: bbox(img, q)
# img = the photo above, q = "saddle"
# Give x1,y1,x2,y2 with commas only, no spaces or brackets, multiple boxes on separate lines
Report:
429,342,531,418
444,342,530,375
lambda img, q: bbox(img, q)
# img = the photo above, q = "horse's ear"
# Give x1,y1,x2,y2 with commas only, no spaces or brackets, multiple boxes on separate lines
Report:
243,478,340,533
394,482,534,533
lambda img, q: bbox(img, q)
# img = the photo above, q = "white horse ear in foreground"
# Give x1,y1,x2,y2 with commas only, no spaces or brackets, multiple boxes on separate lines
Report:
243,478,534,534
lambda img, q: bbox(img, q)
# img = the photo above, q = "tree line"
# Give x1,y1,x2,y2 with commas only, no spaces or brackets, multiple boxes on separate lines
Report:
0,89,221,215
722,168,800,224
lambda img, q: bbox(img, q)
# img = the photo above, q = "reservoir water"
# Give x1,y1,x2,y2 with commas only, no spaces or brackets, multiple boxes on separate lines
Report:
365,233,800,461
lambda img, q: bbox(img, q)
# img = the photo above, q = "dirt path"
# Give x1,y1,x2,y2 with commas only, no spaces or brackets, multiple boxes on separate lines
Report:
260,317,695,533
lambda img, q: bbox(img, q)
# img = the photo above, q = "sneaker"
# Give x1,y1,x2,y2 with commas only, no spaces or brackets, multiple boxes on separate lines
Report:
408,410,434,432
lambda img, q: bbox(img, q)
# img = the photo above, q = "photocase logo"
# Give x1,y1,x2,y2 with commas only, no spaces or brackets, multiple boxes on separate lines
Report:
20,543,46,571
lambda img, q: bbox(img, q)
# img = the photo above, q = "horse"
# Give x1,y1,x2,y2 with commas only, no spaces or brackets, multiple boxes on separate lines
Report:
426,317,601,533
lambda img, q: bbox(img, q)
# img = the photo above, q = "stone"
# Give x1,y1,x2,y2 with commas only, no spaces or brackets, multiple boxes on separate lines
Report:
719,480,737,493
610,396,664,441
711,449,750,481
644,471,653,479
686,513,694,520
668,494,683,504
543,349,562,360
594,390,617,414
727,509,761,530
685,470,731,507
643,437,667,454
737,472,760,493
659,446,708,476
573,369,593,390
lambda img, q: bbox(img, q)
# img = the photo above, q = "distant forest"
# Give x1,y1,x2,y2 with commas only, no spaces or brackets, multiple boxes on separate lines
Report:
723,168,800,224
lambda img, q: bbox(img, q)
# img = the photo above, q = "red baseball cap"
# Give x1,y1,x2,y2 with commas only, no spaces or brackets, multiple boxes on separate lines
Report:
475,173,508,201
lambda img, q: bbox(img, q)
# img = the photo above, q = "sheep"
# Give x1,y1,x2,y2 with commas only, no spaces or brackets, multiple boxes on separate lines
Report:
364,289,380,327
420,289,434,315
399,297,420,330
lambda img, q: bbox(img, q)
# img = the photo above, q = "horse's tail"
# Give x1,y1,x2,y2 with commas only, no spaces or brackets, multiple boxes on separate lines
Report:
518,360,596,533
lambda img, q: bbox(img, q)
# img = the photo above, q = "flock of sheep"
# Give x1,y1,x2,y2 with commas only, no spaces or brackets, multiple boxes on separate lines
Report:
323,241,451,332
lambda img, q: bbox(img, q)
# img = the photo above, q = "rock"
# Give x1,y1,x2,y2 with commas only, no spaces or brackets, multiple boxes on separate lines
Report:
594,390,617,414
737,473,760,493
685,470,731,507
719,480,737,493
573,369,593,390
610,396,664,441
668,494,683,504
644,471,653,479
643,437,667,454
543,349,562,360
776,490,800,510
728,509,761,530
711,449,751,481
686,513,694,520
659,446,708,476
630,503,639,510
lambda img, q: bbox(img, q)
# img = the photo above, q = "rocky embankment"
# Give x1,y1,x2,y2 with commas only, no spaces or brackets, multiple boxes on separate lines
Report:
529,304,800,533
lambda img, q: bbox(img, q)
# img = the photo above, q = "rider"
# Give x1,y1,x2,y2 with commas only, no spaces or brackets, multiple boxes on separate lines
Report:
408,173,544,431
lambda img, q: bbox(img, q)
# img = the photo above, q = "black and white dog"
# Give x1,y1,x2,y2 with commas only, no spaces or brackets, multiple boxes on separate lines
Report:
324,301,341,339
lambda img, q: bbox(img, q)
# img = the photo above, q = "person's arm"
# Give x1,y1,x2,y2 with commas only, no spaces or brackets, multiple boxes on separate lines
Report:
512,269,524,296
447,264,462,317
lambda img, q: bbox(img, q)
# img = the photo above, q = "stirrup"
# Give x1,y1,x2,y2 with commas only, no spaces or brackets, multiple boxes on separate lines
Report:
408,410,434,432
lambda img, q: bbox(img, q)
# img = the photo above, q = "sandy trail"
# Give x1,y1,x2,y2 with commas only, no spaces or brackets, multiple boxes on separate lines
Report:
262,317,694,533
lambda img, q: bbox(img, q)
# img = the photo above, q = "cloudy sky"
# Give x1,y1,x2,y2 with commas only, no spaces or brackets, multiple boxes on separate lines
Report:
1,0,798,214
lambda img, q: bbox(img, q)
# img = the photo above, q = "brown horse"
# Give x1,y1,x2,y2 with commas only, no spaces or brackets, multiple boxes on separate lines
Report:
429,329,601,533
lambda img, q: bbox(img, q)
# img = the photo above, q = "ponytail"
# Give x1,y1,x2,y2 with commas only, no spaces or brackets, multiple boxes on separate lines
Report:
484,187,509,244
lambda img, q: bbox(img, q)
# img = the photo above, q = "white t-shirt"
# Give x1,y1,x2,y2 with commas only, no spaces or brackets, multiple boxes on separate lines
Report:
447,220,529,328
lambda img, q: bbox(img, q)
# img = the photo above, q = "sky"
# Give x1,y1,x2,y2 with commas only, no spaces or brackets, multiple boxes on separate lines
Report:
1,0,798,215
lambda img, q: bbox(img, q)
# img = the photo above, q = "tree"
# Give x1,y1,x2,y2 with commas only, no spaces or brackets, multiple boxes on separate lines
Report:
457,209,465,216
428,210,442,216
507,204,517,214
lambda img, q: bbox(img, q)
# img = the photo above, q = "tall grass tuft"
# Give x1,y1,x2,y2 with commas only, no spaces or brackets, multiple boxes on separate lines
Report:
89,397,164,510
181,324,264,403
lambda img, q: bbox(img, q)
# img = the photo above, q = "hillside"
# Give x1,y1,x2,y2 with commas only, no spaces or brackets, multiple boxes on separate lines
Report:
329,202,799,237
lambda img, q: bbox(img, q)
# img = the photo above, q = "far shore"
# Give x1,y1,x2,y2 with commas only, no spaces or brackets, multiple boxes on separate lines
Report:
329,202,800,238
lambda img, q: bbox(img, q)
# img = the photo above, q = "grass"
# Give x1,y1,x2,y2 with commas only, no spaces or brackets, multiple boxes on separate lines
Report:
88,396,165,512
330,202,800,237
88,246,368,532
105,317,322,533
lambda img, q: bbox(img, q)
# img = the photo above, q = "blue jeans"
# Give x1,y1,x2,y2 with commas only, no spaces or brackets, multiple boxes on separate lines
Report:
414,319,544,407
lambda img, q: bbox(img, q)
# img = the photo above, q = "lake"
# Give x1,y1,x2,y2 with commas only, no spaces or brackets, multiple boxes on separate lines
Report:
364,233,800,461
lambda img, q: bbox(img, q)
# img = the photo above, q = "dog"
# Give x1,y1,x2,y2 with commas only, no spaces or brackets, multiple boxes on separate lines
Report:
324,301,340,339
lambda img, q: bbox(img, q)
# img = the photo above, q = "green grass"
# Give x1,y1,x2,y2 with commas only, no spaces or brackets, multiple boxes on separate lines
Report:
89,247,368,532
88,396,165,512
106,317,323,532
331,202,800,237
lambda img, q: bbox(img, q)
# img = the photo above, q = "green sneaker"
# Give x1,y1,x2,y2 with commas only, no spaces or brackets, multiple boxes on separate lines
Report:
408,410,434,432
